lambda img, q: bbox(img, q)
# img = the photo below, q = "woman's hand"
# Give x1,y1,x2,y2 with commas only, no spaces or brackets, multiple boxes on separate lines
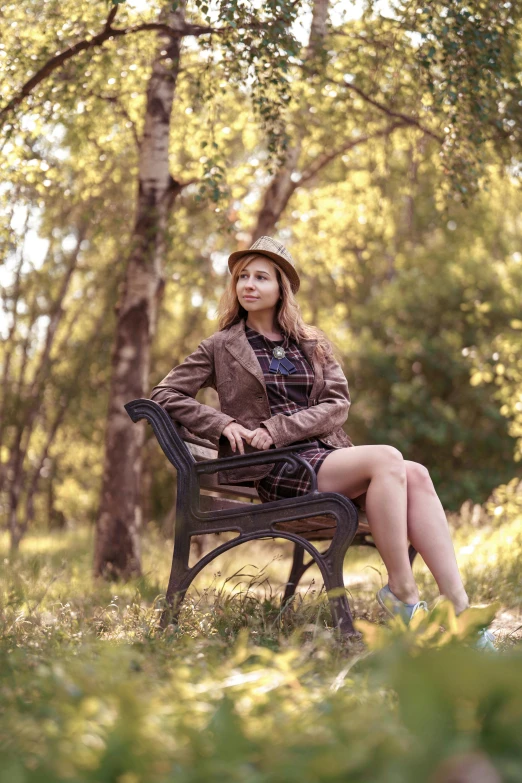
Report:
221,422,274,454
221,422,255,455
247,426,274,451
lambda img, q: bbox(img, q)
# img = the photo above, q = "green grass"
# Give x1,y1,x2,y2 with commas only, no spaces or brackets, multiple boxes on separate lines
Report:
1,509,522,782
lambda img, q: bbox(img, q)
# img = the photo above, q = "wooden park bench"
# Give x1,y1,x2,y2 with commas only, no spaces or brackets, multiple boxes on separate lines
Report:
125,398,417,636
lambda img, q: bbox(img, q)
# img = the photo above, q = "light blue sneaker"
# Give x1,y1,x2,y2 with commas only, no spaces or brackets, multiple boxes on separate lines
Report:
473,627,497,652
376,584,428,624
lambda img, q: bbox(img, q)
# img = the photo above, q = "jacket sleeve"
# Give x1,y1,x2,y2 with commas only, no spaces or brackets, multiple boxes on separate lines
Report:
260,352,351,448
150,335,237,444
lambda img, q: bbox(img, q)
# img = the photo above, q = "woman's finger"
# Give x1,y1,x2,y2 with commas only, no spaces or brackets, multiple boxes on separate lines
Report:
235,432,245,455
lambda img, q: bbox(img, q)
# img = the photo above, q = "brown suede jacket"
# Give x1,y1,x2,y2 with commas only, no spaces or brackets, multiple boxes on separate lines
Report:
150,318,354,485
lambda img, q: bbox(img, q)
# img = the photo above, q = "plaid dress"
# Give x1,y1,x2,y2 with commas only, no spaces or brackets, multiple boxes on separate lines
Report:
245,324,336,502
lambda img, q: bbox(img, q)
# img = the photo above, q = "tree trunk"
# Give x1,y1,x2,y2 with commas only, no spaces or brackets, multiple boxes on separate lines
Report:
46,458,66,531
93,3,185,580
252,141,302,240
251,0,330,239
3,231,82,550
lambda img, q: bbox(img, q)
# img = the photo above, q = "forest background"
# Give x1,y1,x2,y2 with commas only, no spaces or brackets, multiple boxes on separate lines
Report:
2,0,522,780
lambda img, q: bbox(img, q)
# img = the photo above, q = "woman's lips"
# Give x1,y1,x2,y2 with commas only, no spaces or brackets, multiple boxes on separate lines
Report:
243,296,259,300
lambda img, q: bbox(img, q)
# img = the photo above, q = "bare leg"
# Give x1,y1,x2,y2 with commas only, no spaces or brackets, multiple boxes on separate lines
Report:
404,461,469,614
316,445,419,604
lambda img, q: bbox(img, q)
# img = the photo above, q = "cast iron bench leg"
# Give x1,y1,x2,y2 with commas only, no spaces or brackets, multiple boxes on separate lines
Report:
284,544,356,635
283,544,417,630
319,553,356,636
159,529,191,629
283,543,314,605
159,532,357,636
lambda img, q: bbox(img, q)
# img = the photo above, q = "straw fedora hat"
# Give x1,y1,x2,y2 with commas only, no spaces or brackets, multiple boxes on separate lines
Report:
228,235,301,294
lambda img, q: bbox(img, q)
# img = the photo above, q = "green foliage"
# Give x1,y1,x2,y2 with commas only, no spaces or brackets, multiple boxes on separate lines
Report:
0,514,522,782
189,0,302,206
417,0,522,199
486,478,522,525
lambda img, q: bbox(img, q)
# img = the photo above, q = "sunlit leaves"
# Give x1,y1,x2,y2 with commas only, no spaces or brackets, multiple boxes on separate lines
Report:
417,1,522,200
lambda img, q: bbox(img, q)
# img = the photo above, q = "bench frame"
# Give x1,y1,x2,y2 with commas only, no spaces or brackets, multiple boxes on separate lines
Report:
125,399,416,636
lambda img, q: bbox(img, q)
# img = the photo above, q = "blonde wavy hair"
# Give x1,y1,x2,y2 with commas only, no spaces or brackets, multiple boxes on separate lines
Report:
216,253,341,367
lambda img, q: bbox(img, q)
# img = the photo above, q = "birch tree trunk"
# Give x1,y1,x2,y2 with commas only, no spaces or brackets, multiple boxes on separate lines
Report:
93,3,186,579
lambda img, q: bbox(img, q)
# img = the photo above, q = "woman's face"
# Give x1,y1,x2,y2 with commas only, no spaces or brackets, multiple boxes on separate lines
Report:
236,255,281,313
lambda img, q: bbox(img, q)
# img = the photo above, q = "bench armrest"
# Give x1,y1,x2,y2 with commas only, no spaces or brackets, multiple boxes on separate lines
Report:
125,398,318,491
124,398,196,474
194,442,318,493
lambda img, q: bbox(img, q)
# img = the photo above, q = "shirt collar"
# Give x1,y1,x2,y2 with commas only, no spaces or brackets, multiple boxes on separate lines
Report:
244,323,291,351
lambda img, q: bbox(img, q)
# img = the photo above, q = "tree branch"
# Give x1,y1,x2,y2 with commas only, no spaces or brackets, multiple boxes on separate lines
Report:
0,16,213,125
330,29,396,50
1,6,120,123
89,90,142,150
1,8,301,125
299,121,408,184
309,70,443,143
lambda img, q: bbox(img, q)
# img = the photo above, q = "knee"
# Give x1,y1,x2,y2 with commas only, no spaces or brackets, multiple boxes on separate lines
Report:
378,445,406,482
405,461,433,492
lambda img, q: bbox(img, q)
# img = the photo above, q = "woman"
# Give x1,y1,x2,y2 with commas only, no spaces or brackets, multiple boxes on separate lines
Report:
151,236,495,648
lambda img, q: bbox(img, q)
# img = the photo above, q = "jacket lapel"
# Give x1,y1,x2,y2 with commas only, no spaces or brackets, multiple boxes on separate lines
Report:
300,338,322,401
224,319,267,388
224,317,321,396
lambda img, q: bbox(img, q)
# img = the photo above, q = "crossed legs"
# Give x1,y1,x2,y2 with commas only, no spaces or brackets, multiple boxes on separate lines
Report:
316,445,469,614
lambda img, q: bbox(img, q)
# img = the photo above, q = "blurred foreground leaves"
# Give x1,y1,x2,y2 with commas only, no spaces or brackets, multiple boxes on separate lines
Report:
1,516,522,782
356,597,500,651
1,621,522,782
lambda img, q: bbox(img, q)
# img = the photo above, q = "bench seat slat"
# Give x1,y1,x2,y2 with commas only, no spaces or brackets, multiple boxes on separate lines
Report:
199,494,253,512
199,473,259,499
197,494,371,541
186,442,218,461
